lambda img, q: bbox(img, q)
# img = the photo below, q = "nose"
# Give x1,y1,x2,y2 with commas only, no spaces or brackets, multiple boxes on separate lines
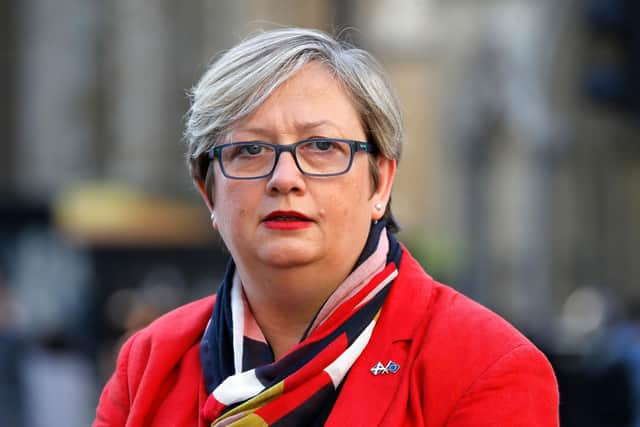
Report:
267,151,306,195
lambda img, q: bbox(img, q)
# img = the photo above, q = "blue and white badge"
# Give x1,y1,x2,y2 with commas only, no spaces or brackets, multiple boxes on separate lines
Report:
370,360,400,376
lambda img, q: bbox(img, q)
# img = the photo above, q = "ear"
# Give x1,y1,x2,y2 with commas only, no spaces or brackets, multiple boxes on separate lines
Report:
194,178,214,213
371,157,397,221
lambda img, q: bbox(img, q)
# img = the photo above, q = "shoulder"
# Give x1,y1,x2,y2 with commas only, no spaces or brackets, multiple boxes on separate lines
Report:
135,295,216,342
124,295,216,368
392,250,559,424
425,281,534,360
394,249,542,360
94,295,216,425
417,279,555,389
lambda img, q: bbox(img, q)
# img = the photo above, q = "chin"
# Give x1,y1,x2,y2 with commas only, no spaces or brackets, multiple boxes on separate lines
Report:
257,243,320,268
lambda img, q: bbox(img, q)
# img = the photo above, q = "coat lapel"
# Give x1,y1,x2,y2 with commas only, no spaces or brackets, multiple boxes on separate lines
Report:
326,250,434,426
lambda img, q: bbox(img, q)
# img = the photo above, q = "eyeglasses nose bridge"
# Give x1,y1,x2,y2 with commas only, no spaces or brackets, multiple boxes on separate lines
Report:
271,144,302,173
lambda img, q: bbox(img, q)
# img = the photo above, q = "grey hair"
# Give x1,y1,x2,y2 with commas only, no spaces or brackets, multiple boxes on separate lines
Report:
184,27,403,232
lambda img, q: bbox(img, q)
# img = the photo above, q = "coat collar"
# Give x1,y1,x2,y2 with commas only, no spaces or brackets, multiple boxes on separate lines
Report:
370,244,435,343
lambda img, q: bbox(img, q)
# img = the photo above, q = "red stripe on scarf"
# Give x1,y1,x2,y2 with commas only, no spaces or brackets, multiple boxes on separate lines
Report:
202,396,227,421
281,333,348,390
308,263,396,340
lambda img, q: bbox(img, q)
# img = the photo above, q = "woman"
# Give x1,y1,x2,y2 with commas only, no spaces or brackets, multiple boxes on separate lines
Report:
95,28,559,426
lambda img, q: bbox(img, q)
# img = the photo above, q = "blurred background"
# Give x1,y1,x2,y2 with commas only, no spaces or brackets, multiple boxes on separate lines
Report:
0,0,638,425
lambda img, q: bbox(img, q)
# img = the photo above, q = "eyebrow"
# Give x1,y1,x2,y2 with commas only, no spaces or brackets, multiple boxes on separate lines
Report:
296,120,338,131
233,120,340,137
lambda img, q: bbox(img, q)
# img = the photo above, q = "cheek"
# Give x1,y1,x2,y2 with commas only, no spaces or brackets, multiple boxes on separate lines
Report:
214,182,252,227
328,176,370,219
215,195,252,251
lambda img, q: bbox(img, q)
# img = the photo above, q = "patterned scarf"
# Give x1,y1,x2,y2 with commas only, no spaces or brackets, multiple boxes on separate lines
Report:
200,221,402,426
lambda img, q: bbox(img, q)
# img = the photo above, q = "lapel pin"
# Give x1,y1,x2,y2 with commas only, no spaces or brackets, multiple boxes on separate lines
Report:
370,360,400,376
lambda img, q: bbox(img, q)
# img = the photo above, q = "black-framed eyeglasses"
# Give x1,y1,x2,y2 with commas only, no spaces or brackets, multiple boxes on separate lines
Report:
207,138,377,179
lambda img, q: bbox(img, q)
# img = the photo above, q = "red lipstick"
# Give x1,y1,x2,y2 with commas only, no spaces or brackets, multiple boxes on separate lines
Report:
263,210,313,231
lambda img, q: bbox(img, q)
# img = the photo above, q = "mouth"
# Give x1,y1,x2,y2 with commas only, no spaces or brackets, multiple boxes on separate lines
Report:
262,210,313,230
263,210,312,222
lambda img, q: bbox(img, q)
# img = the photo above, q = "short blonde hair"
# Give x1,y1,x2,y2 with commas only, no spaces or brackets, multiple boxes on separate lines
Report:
185,27,403,231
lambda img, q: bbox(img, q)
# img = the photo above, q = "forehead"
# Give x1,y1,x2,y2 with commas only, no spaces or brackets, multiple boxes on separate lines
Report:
229,62,365,140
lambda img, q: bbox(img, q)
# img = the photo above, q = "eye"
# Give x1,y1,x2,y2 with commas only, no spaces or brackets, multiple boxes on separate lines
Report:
238,143,264,155
308,139,336,151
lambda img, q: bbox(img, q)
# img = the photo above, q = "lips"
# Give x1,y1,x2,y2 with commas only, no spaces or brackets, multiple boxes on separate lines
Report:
264,210,312,222
263,210,313,230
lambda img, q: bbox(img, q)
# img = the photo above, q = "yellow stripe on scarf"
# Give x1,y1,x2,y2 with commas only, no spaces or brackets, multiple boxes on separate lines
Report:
228,413,268,426
212,381,284,425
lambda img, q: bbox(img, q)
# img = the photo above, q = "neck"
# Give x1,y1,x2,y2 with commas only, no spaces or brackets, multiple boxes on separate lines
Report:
235,262,352,360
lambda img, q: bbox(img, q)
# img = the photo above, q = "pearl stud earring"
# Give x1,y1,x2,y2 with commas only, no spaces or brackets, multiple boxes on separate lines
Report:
374,203,383,211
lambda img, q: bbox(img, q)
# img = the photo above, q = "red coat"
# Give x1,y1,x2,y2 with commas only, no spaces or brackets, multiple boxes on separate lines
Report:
94,251,559,426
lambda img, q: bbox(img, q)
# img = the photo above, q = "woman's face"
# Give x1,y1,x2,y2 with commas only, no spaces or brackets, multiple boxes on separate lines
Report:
202,62,395,274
